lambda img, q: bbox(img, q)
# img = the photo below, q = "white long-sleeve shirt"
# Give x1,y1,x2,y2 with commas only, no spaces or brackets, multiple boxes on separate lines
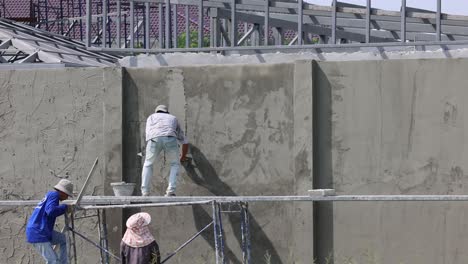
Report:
145,113,188,144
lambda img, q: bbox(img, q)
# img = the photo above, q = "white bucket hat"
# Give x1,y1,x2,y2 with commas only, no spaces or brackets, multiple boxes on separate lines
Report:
155,105,168,113
54,179,74,197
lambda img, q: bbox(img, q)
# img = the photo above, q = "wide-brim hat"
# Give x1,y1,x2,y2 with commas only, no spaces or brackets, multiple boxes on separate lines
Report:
126,212,151,228
155,105,168,113
54,179,74,197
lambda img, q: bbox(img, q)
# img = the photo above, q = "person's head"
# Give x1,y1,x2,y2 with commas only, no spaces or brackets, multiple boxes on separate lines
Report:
53,179,74,201
122,212,155,247
155,105,169,114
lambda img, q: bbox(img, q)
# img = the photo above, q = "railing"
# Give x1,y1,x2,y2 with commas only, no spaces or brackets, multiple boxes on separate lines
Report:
77,0,468,53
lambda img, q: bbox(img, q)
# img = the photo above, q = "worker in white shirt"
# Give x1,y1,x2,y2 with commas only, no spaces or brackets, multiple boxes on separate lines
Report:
141,105,188,196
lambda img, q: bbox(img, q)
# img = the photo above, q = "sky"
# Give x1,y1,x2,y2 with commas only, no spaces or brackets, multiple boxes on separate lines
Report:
304,0,468,15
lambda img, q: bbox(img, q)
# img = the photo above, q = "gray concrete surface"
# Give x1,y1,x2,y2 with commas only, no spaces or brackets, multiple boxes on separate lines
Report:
315,58,468,264
122,63,313,263
4,56,468,264
119,47,468,68
0,68,123,264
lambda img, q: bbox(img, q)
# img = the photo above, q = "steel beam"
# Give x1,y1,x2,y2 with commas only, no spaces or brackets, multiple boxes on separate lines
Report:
215,9,393,43
272,27,283,45
400,0,406,42
130,1,135,49
81,200,213,209
331,0,336,44
365,0,371,43
117,0,121,47
246,11,468,38
89,40,468,54
297,0,302,45
75,157,99,206
217,203,226,263
102,0,107,47
165,0,171,48
185,5,190,48
159,3,163,48
219,21,231,46
129,0,468,23
18,51,38,63
14,193,468,208
264,0,269,45
237,25,255,46
145,2,151,48
198,0,204,48
213,16,220,47
341,27,468,42
231,0,236,47
68,227,121,261
212,201,220,264
85,0,91,47
161,221,214,263
436,0,441,41
0,39,12,49
173,4,178,48
131,0,468,35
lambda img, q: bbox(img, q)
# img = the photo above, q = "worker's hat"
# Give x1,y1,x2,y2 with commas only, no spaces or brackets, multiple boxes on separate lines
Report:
54,179,74,197
155,105,168,113
126,212,151,228
123,212,155,247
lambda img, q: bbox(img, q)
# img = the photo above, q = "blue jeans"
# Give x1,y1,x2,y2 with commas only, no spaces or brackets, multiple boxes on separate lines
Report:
141,136,180,195
32,230,68,264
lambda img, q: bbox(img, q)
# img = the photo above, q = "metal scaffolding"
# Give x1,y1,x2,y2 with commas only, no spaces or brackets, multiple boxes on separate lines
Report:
6,193,468,263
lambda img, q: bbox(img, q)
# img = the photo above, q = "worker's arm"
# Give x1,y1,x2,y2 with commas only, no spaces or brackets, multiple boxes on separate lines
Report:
45,193,67,218
180,143,189,162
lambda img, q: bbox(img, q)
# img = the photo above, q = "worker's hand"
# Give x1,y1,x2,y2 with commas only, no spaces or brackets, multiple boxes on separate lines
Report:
180,155,187,162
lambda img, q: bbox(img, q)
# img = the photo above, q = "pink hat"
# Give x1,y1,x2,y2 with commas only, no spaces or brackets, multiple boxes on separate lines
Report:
122,212,155,247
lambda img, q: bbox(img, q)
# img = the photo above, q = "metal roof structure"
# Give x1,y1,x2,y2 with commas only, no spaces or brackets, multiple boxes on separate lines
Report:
81,0,468,54
0,18,119,67
2,1,468,55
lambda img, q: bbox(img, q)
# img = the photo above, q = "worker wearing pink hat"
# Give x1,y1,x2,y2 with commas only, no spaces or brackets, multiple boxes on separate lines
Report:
121,212,160,264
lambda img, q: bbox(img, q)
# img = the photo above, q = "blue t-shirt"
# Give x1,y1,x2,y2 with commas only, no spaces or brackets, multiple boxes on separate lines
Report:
26,191,67,243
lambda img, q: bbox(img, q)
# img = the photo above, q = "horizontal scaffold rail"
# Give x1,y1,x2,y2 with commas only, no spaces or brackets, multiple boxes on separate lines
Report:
4,194,468,208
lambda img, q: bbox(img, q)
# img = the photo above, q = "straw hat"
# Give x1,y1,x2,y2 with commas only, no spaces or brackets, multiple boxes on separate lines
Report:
54,179,73,197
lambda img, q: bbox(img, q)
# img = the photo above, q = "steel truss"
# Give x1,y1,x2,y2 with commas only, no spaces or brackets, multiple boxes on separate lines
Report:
0,18,119,66
2,1,468,54
81,0,468,54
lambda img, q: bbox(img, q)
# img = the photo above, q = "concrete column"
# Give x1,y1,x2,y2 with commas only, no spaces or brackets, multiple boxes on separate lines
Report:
292,60,314,261
102,68,124,253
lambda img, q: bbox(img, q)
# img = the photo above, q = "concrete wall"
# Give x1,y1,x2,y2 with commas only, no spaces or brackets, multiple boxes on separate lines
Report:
122,63,313,264
4,57,468,264
0,63,314,264
0,68,123,263
119,48,468,68
315,58,468,264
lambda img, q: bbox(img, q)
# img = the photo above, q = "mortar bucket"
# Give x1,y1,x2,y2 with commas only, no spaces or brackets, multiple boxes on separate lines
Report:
110,182,136,196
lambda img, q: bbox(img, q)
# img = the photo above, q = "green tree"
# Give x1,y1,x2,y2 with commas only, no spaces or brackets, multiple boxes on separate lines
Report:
177,31,210,48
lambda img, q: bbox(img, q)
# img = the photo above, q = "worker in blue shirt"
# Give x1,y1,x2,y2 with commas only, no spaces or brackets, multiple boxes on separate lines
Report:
26,179,74,264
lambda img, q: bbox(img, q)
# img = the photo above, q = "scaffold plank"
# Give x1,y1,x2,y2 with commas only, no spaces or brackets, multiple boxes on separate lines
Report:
5,194,468,208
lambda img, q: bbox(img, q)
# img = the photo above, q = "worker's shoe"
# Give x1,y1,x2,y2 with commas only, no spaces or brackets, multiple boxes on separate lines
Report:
142,193,149,196
164,192,176,197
